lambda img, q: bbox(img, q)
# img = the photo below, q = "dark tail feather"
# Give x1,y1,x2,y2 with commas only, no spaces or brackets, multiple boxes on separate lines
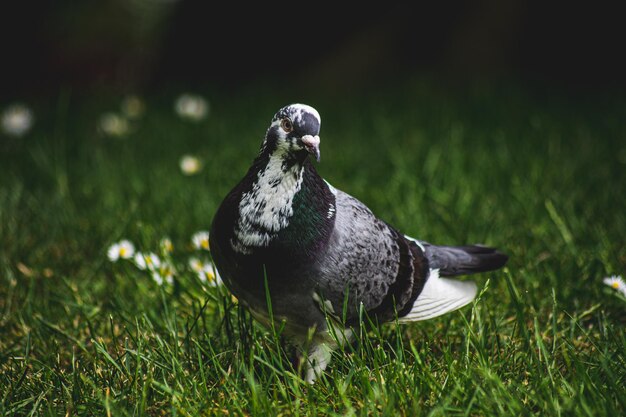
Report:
421,242,508,277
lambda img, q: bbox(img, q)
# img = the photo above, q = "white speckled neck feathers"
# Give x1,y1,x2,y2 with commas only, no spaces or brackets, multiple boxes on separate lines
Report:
230,153,304,254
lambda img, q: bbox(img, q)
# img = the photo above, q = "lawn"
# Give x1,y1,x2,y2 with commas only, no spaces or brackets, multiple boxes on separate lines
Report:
1,81,625,416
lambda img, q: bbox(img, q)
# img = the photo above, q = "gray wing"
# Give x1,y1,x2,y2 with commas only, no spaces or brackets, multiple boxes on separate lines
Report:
419,242,509,276
315,189,427,325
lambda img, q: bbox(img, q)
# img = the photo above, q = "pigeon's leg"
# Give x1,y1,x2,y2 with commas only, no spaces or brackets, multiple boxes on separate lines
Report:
299,326,354,383
302,342,335,383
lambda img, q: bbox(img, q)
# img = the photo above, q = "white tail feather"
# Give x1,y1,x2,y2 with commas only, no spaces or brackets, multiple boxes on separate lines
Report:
399,269,477,322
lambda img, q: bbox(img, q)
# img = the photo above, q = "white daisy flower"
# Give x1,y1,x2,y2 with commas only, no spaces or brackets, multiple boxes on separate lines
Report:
174,93,209,121
198,262,214,283
160,237,174,254
121,95,145,119
188,256,204,273
159,261,176,285
191,231,210,250
603,275,626,297
2,103,34,137
107,240,135,262
179,155,203,175
134,253,146,269
98,112,130,137
152,271,164,286
202,262,222,286
134,252,161,271
188,257,221,286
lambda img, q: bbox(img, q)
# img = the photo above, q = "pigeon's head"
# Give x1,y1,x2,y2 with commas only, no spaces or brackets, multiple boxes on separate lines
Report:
263,103,321,162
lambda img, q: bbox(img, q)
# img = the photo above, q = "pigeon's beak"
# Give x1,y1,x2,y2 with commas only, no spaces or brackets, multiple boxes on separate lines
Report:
301,135,321,162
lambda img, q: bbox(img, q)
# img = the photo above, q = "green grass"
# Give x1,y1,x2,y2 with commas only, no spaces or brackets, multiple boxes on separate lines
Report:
1,81,625,416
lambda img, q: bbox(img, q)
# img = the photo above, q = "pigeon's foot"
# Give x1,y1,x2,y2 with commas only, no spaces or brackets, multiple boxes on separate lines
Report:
300,342,334,384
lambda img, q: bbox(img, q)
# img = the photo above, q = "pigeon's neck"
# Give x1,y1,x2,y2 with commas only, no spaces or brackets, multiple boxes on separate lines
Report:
278,160,336,257
231,151,305,254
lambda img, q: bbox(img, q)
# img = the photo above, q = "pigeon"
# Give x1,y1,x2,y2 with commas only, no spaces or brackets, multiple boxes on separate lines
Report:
210,103,508,382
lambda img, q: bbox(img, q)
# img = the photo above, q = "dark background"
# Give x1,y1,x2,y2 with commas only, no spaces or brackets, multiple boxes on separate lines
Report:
1,0,625,100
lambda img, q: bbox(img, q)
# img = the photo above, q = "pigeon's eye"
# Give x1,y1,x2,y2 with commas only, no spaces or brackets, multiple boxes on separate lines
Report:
281,118,293,133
